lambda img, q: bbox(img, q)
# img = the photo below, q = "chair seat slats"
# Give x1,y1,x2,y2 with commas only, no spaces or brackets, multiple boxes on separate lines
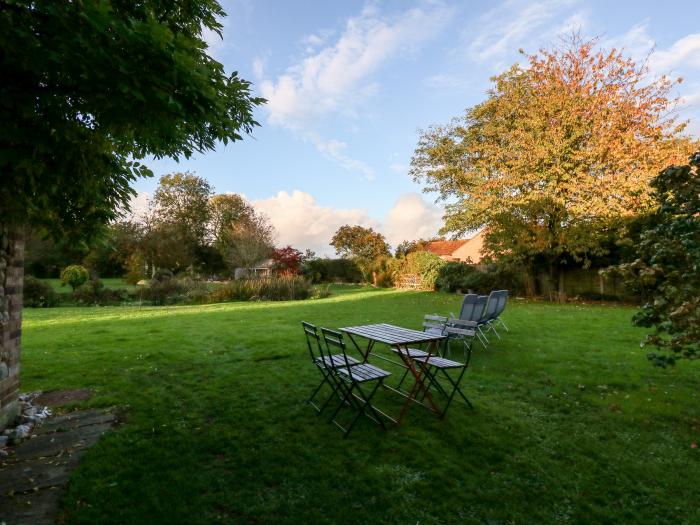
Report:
413,355,465,369
315,354,359,367
336,363,391,382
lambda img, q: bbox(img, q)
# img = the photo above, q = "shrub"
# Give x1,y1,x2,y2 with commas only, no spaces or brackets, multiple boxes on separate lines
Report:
141,274,186,306
73,279,129,305
435,262,479,292
393,252,446,290
302,258,362,283
60,264,89,291
311,284,332,299
436,261,525,295
209,276,312,303
124,253,147,284
609,153,700,366
23,276,59,307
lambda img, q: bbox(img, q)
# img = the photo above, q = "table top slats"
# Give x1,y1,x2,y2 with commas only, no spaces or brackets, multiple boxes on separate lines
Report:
341,323,445,345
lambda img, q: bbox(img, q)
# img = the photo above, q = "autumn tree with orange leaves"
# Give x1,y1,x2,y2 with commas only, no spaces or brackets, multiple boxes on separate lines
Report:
411,36,696,299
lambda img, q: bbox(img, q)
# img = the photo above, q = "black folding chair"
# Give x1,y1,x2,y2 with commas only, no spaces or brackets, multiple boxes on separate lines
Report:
392,314,447,390
413,324,474,417
302,321,359,414
321,328,391,438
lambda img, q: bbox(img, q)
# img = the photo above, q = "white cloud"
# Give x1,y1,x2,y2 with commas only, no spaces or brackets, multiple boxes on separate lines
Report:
311,135,375,180
260,2,452,176
651,33,700,74
124,191,150,220
252,190,443,256
467,0,581,66
602,20,655,64
383,193,443,248
252,191,378,256
604,21,700,77
252,56,266,80
423,74,472,91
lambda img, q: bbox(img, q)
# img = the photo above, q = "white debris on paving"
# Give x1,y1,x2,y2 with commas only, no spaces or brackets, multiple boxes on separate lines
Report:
1,391,52,454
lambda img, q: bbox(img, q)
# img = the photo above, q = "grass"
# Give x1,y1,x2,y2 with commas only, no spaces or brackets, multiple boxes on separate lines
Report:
44,277,138,293
20,286,700,524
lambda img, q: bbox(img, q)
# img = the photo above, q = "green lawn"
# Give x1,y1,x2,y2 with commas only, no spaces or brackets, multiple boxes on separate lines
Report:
21,287,700,524
44,277,138,293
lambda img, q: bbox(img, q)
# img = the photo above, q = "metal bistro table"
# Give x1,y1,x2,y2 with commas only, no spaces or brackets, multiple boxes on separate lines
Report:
340,323,446,425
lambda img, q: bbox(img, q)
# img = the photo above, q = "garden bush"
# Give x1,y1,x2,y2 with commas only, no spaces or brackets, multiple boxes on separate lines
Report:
141,274,187,305
435,262,480,292
60,264,89,291
23,276,59,307
209,276,312,302
436,262,525,295
392,252,445,290
302,258,362,283
73,279,129,306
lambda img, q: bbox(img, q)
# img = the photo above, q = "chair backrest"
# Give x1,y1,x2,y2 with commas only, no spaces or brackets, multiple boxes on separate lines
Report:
466,295,488,323
444,321,474,365
320,328,354,370
457,294,479,320
482,291,501,322
423,314,447,335
302,321,324,363
493,290,509,317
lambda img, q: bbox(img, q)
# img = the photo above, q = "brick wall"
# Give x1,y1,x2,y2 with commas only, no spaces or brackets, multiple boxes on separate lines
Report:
0,225,23,430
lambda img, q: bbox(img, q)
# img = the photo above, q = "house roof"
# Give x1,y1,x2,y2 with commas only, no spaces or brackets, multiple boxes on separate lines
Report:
424,240,468,256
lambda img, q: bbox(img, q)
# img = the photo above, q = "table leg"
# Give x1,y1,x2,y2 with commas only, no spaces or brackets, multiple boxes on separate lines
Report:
395,340,442,424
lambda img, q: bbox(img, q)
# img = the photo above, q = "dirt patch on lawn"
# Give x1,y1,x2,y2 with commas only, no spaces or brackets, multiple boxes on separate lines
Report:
34,389,92,407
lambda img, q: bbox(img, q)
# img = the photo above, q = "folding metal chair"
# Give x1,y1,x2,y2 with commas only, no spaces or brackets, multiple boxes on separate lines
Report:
412,323,474,417
443,317,477,358
489,290,509,334
321,328,391,437
302,321,359,414
391,314,447,390
455,294,489,347
478,290,509,340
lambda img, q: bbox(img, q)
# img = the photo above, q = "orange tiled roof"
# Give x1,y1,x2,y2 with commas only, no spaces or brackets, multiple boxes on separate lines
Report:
424,240,468,256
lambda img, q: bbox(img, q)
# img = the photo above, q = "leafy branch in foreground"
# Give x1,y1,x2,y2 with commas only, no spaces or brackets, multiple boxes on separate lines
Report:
609,153,700,366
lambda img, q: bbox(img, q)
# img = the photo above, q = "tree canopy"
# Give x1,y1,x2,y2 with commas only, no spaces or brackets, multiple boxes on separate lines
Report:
330,225,391,261
410,36,696,297
0,0,264,238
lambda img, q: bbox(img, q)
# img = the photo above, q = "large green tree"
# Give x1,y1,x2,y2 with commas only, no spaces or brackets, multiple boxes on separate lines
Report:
209,193,254,248
152,172,213,246
330,225,391,284
0,0,264,426
410,36,695,300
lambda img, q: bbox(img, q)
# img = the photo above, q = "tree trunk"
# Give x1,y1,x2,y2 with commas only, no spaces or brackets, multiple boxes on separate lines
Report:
557,265,566,303
0,225,24,430
523,263,537,297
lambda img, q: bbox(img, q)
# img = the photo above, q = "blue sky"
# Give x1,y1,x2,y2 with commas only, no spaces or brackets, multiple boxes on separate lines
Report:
136,0,700,256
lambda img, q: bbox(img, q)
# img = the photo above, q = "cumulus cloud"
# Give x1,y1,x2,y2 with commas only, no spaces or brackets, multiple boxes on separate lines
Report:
382,193,443,248
260,2,451,175
252,191,378,256
252,190,442,256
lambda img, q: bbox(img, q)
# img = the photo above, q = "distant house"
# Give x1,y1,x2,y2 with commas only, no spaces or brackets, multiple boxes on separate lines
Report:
233,258,274,279
423,231,486,264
